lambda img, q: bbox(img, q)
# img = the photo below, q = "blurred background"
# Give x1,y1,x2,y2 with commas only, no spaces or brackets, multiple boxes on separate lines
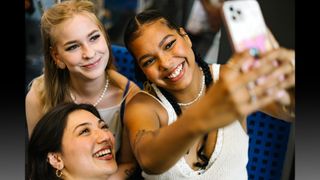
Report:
25,0,294,89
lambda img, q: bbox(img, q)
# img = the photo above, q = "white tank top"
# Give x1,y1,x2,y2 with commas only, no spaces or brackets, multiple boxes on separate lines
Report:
98,81,131,152
142,64,249,180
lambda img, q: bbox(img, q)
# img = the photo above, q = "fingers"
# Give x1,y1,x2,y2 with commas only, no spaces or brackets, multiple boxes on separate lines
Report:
260,47,295,70
221,48,295,116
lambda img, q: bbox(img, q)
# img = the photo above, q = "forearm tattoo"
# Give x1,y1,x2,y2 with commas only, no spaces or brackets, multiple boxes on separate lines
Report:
133,129,160,153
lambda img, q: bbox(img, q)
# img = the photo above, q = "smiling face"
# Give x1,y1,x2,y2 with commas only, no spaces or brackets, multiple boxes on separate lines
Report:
129,19,197,92
60,109,117,179
51,13,109,80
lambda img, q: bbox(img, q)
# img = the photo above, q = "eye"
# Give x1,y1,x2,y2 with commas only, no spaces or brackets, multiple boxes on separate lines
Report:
142,58,156,67
90,34,100,42
65,44,79,51
79,128,90,135
101,124,109,130
164,40,176,50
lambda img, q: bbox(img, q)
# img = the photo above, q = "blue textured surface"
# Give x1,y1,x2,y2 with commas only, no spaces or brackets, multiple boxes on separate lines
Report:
247,111,291,180
111,44,142,88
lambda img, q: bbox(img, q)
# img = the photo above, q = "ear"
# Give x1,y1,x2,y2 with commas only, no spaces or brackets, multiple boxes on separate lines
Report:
179,27,192,47
47,152,64,170
50,47,66,69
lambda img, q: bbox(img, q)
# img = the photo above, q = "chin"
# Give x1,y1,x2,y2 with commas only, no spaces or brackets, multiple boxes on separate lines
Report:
104,165,118,177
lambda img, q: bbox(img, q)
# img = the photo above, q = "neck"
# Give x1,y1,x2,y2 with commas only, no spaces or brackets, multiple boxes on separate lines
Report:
177,66,205,107
69,74,108,106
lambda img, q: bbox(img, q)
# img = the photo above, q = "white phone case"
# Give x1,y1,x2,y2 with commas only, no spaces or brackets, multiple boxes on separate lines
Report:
221,0,273,53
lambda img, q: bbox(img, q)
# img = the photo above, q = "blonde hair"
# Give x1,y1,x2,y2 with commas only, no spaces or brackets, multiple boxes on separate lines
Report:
40,0,114,113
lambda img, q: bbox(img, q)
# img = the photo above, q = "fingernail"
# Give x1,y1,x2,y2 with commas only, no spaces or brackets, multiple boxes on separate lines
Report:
277,90,286,99
241,60,252,72
253,60,261,68
256,76,266,85
278,74,285,82
272,60,279,67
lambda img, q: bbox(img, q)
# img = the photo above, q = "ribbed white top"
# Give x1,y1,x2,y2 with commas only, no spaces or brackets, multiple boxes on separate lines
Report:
142,64,249,180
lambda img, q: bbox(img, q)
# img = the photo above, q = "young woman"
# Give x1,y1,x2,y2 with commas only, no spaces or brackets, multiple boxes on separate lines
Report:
28,102,118,180
123,10,295,179
25,0,140,178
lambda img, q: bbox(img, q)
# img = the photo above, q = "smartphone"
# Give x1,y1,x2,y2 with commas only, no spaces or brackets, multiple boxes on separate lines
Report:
221,0,273,53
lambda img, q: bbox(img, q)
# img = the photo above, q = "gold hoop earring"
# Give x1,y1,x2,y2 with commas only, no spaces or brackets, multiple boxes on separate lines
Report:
143,81,153,93
56,169,63,178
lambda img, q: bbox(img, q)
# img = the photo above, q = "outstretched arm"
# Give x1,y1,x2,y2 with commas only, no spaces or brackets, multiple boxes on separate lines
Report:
124,50,285,174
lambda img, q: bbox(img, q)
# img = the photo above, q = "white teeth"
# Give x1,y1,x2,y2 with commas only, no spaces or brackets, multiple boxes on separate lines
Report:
94,148,111,158
168,64,183,79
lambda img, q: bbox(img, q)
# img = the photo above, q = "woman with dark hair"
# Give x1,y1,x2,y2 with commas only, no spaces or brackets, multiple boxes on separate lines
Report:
28,102,117,180
123,10,295,179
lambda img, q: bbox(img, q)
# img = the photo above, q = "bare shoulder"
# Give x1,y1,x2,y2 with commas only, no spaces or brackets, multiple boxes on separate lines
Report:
108,69,130,89
25,76,44,137
26,76,43,106
108,69,141,100
124,91,168,128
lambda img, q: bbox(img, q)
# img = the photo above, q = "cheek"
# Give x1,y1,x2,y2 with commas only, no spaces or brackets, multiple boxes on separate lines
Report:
98,41,110,62
60,53,82,67
98,37,109,52
175,42,192,56
62,138,92,159
143,68,159,81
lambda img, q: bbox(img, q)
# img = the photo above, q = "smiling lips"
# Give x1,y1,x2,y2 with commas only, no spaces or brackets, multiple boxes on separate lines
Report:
167,63,184,82
82,58,101,69
93,147,113,160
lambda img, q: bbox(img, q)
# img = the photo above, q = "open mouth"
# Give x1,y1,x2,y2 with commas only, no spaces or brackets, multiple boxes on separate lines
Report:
93,147,113,160
167,63,184,79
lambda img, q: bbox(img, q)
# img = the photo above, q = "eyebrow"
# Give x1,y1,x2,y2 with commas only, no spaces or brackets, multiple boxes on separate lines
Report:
138,54,152,63
73,122,91,133
63,29,99,47
159,34,173,48
137,34,173,63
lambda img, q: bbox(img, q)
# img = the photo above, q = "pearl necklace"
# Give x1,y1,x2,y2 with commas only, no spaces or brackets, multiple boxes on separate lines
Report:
178,70,205,107
70,76,109,107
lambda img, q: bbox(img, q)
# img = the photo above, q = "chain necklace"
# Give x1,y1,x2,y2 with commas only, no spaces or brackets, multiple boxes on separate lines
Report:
70,76,109,107
178,69,205,107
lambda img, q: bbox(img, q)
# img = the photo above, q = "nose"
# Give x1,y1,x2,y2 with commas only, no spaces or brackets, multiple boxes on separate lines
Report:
95,129,114,144
158,53,173,71
82,44,95,59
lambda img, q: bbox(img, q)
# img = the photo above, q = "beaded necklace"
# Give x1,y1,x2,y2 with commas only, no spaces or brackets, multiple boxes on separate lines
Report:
177,69,205,107
70,76,109,107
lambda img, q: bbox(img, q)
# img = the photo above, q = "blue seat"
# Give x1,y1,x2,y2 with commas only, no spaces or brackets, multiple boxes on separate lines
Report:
111,44,143,88
246,111,292,180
